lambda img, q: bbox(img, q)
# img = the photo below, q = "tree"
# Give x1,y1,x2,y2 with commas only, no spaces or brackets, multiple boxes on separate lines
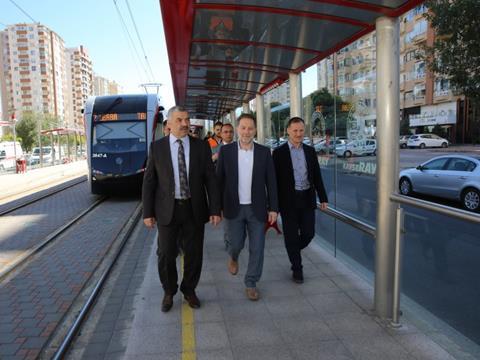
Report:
15,112,38,152
423,0,480,102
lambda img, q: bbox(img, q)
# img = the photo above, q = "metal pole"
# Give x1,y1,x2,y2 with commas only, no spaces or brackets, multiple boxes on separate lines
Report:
374,16,400,320
67,133,71,162
38,118,43,167
289,72,302,119
256,93,265,144
50,133,55,164
230,110,236,124
392,206,404,326
74,131,78,161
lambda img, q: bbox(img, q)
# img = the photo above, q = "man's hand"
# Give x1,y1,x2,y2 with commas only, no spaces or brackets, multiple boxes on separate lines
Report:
319,202,328,211
212,153,219,162
210,215,221,226
143,217,156,229
268,211,278,225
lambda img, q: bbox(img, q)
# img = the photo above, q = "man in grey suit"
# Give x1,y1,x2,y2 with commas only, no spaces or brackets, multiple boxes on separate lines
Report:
216,113,278,301
142,106,221,312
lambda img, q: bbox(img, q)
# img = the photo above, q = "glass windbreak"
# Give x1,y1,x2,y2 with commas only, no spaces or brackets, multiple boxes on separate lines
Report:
92,122,146,153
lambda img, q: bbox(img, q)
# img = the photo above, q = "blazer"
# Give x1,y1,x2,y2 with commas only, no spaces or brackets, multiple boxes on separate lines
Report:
216,141,279,222
142,135,220,226
272,142,328,215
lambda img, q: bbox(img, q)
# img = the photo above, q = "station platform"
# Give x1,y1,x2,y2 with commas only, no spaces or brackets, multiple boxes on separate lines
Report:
72,222,466,360
0,160,87,204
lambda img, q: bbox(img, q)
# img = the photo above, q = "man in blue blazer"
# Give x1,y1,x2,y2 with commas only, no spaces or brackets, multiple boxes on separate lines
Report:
216,113,279,300
273,117,328,283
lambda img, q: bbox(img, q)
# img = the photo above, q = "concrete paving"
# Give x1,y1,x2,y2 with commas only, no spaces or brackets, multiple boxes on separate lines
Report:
78,222,473,360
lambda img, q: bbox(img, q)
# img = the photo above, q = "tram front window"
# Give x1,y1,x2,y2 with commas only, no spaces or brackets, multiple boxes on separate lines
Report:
92,121,146,153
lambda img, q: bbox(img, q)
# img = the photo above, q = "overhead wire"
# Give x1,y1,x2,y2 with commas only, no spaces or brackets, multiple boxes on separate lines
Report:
124,0,156,81
8,0,37,23
112,0,151,83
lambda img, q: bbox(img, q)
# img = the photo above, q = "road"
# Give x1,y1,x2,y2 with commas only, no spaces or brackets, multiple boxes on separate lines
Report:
315,148,480,345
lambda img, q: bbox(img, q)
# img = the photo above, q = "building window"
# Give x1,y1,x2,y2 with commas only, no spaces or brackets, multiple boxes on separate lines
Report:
414,61,425,79
413,84,426,99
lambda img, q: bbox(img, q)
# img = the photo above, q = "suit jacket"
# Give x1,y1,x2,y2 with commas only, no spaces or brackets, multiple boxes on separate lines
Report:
142,135,220,226
216,141,279,222
272,142,328,215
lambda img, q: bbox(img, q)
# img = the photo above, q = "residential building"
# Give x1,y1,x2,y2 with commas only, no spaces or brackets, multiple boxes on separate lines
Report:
66,46,93,128
0,23,68,125
93,74,122,96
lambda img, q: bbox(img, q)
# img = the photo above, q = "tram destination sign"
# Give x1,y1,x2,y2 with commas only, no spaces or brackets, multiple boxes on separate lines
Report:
93,112,147,122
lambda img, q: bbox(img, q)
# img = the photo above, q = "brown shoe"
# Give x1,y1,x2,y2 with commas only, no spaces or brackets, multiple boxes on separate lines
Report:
184,292,201,309
245,287,259,301
161,294,174,312
228,258,238,275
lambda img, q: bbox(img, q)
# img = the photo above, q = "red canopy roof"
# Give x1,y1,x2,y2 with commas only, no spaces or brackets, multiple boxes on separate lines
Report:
160,0,425,119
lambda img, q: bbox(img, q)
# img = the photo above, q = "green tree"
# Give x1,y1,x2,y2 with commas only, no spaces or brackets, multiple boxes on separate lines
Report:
423,0,480,101
15,112,38,152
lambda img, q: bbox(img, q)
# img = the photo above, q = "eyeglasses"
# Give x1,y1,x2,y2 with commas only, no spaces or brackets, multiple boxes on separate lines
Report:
209,16,233,31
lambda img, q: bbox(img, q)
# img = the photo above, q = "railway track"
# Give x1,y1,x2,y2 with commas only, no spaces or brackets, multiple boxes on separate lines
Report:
0,175,87,216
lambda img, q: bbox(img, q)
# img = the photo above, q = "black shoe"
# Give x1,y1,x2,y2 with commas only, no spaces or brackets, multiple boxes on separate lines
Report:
162,294,174,312
292,270,304,284
184,292,201,309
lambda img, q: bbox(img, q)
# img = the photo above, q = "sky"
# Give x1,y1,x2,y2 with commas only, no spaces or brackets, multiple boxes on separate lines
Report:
0,0,318,113
1,0,176,109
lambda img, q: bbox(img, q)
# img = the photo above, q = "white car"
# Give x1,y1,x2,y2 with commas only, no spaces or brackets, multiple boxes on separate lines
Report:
407,134,449,149
399,155,480,212
29,146,54,165
335,139,377,157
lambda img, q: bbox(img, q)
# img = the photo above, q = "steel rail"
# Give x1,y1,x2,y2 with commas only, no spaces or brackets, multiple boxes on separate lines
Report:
52,203,143,360
0,196,106,282
0,176,87,216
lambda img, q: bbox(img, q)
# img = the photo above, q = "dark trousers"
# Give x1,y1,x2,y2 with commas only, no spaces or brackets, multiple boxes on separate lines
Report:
157,199,205,296
281,190,315,272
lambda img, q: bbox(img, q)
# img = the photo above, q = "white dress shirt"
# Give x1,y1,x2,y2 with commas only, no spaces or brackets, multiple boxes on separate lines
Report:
169,134,190,199
238,142,254,205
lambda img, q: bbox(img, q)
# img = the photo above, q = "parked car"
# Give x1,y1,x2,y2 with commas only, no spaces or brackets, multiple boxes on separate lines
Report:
29,146,54,165
0,141,24,171
407,134,449,149
335,139,377,158
399,155,480,212
399,135,410,149
314,137,348,154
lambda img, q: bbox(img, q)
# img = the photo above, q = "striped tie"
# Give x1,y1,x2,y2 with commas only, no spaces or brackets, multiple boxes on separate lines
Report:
177,139,190,199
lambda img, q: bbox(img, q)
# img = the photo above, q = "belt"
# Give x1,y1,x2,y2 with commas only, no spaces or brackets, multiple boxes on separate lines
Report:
175,198,191,205
295,188,310,193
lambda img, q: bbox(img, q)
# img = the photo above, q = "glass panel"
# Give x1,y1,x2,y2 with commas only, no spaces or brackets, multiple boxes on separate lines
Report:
197,0,380,23
402,206,480,345
193,9,360,52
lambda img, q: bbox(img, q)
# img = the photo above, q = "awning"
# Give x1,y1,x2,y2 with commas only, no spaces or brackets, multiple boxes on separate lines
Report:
160,0,425,119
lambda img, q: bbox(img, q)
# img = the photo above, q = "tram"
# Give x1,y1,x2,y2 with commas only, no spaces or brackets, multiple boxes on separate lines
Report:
84,94,163,194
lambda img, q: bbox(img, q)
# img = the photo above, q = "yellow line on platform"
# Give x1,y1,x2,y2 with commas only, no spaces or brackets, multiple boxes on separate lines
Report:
181,255,196,360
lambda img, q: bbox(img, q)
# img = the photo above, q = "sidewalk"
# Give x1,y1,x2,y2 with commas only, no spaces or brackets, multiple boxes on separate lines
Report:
78,223,468,360
0,160,87,203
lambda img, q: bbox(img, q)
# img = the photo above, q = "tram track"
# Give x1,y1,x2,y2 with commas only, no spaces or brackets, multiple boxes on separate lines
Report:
0,175,87,216
0,195,107,283
50,203,143,360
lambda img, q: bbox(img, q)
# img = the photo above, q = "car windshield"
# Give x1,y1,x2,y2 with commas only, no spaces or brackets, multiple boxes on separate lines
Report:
32,148,51,155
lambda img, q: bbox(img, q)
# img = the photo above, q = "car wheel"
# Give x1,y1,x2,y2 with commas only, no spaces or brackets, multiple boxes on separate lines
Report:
461,188,480,212
441,142,448,148
401,143,407,149
373,149,376,156
344,150,352,158
419,143,426,149
399,177,412,196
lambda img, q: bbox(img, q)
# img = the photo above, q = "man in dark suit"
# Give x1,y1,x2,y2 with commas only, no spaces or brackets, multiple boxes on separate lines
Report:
273,117,328,283
142,106,221,312
216,113,278,301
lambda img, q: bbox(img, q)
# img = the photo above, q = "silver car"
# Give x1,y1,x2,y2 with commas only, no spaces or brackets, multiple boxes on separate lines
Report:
399,155,480,212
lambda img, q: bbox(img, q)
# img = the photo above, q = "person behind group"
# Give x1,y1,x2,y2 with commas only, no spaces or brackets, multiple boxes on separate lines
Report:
212,123,234,162
163,119,170,136
216,113,278,301
208,121,223,155
272,117,328,283
142,106,221,312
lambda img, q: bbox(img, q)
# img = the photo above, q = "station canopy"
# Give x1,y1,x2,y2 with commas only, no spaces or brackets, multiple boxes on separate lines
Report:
160,0,424,119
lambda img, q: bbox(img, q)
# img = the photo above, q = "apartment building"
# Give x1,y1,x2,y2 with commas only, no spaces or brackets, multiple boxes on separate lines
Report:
66,46,93,128
93,74,122,96
316,4,467,143
0,23,68,125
